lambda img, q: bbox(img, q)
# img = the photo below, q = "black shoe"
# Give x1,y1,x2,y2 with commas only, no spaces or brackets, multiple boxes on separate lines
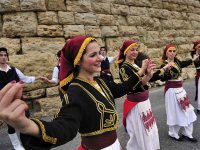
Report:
197,109,200,114
169,135,184,141
182,135,198,143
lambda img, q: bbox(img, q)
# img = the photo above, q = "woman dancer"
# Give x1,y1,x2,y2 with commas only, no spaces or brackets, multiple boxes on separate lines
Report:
161,44,198,142
0,36,154,150
117,40,172,150
191,40,200,113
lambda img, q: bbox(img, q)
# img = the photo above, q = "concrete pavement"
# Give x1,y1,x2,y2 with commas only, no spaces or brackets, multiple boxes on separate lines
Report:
0,79,200,150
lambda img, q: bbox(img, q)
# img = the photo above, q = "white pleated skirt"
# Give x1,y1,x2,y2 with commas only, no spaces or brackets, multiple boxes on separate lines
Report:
126,100,160,150
165,88,196,126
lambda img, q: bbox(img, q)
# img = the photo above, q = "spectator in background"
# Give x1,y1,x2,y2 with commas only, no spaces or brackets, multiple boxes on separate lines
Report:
99,46,117,81
40,50,64,102
0,47,42,150
41,51,61,85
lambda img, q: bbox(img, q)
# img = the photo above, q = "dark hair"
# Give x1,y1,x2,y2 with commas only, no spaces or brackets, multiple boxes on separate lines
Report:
100,46,107,52
57,50,61,58
0,47,8,52
74,39,97,77
0,47,9,60
191,51,196,58
135,52,149,68
82,39,97,58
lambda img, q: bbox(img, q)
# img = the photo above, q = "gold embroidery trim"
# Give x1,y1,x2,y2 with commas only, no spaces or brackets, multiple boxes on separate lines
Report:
124,43,138,55
97,79,117,119
76,78,115,110
123,62,141,79
159,69,164,76
116,59,124,64
53,108,61,119
81,128,117,137
74,37,96,66
98,79,113,100
53,94,69,119
59,73,74,93
80,78,117,122
174,62,181,73
169,62,181,79
70,82,119,137
120,68,129,81
32,118,57,144
63,93,69,104
59,37,96,92
120,62,142,89
120,62,142,83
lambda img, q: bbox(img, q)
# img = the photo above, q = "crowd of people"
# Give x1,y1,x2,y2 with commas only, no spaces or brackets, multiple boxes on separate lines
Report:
0,36,199,150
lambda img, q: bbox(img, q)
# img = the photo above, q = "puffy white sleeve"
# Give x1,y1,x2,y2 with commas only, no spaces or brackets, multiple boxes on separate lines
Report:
108,57,115,63
15,68,35,83
51,66,59,84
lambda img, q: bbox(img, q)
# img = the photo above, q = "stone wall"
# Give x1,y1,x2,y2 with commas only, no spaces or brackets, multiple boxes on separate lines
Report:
0,0,200,117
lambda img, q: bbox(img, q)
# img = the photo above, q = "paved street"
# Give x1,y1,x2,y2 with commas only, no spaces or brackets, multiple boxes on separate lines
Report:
0,79,200,150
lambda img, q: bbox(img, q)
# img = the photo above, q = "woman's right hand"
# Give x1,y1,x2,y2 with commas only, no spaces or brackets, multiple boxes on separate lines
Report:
39,76,49,82
163,62,174,72
141,59,149,70
138,59,149,76
0,82,39,135
146,60,156,78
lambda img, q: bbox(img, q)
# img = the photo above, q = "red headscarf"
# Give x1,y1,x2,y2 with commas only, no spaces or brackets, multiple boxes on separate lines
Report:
161,44,176,62
59,36,96,92
193,40,200,50
116,40,138,66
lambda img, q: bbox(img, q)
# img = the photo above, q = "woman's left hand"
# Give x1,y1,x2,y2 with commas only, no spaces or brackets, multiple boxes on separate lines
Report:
0,82,32,133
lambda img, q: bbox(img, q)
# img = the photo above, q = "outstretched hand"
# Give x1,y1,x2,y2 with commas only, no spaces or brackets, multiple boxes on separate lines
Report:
0,82,38,134
39,76,50,82
193,53,199,62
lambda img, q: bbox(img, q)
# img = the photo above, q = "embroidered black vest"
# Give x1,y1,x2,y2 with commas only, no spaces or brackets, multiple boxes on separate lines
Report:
0,66,20,90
